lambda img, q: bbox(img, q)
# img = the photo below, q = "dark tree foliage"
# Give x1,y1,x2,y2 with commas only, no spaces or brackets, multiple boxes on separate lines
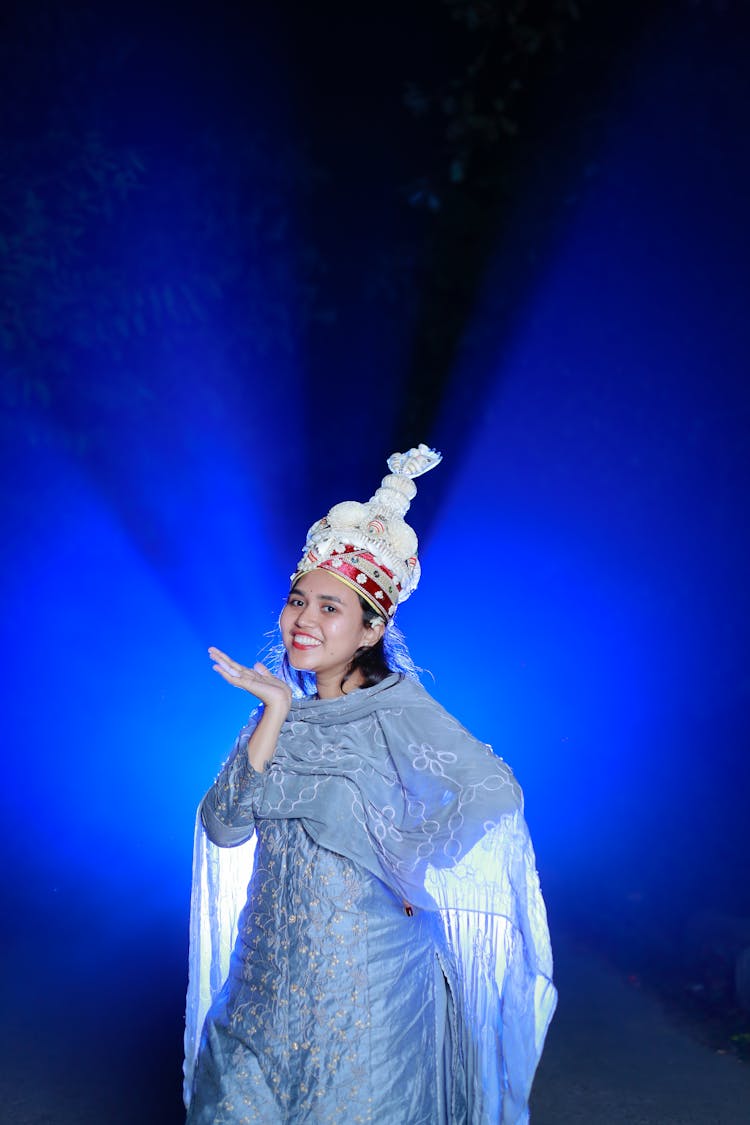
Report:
0,0,672,466
404,0,584,203
389,0,683,454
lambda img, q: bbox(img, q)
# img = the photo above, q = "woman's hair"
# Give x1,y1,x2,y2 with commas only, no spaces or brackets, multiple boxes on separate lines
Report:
343,598,412,692
266,590,420,697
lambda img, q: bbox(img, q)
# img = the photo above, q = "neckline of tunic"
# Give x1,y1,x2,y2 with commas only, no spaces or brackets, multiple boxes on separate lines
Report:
288,672,405,724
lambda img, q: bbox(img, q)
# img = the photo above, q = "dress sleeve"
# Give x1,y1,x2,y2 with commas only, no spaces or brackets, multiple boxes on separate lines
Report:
200,716,265,847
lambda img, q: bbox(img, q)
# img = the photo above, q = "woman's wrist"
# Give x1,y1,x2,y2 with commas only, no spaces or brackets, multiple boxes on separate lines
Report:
245,697,288,771
260,698,290,726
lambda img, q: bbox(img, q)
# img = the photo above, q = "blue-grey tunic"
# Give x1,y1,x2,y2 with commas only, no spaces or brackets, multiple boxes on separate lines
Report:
184,674,555,1124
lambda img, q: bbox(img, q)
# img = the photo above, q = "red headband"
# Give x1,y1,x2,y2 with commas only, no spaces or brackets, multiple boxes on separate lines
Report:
295,547,400,619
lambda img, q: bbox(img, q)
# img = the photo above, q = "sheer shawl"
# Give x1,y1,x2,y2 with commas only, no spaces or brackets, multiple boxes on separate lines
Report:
184,674,556,1123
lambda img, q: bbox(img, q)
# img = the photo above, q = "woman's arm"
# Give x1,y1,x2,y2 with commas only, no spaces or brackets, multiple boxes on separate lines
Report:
208,646,291,770
201,730,260,846
200,647,292,845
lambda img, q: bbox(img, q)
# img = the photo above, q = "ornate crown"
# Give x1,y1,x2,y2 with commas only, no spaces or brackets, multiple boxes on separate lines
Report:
292,444,442,618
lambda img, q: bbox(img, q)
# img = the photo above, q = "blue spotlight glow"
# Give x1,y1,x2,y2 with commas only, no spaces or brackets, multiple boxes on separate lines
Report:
0,417,285,907
423,16,750,887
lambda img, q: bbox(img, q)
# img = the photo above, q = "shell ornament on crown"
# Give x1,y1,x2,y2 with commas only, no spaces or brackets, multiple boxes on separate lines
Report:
292,444,441,617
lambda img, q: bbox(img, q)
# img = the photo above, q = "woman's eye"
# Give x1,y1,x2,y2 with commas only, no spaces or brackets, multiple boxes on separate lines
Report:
322,604,337,613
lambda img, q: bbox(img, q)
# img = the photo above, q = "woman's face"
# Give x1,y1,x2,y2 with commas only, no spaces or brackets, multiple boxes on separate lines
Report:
280,569,382,694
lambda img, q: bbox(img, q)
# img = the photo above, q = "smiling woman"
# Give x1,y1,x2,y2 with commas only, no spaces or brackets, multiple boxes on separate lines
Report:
280,571,384,697
184,446,556,1124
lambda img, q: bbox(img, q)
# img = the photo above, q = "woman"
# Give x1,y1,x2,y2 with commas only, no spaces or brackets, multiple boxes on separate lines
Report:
184,446,556,1124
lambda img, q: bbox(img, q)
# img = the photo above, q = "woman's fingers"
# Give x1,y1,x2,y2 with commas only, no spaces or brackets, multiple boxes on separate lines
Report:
208,648,251,687
211,657,244,677
208,648,291,709
213,660,240,678
209,647,246,673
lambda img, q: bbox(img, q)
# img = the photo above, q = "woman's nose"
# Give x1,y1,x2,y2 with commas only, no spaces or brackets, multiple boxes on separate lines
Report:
295,602,316,628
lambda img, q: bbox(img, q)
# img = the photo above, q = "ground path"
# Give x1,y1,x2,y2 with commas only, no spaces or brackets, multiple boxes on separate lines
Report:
3,932,750,1123
531,936,750,1124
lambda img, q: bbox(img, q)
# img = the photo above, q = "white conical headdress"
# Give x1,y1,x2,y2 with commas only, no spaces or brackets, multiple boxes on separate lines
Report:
292,443,442,618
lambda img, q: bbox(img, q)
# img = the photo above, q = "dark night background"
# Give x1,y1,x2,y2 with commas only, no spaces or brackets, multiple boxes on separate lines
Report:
2,1,750,1122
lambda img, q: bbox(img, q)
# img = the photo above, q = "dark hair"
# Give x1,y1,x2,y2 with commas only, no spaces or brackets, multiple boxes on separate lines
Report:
343,597,393,691
269,591,419,697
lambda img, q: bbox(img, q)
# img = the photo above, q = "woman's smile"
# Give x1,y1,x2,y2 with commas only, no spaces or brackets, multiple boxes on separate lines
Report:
291,631,323,650
279,569,382,695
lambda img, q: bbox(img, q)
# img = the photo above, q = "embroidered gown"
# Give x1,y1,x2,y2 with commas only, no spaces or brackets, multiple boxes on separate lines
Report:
184,674,556,1124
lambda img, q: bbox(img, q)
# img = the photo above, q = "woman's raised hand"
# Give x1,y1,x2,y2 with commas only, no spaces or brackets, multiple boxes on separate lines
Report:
208,647,292,717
